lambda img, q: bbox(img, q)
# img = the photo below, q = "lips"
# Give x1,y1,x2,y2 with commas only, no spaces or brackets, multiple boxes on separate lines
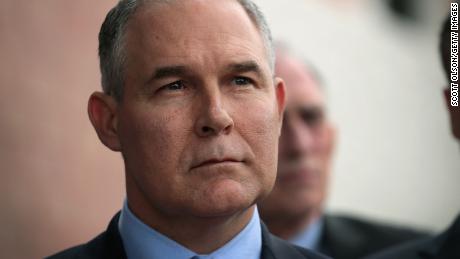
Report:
191,158,242,170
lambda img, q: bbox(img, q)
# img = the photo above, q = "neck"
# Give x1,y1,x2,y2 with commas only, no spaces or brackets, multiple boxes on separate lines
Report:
264,208,321,240
127,198,255,254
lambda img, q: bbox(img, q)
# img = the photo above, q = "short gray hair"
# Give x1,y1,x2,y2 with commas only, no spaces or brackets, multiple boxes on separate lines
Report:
98,0,275,101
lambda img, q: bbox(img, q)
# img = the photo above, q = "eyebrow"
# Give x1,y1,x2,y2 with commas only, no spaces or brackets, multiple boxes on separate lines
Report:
145,60,266,86
150,65,188,82
227,61,264,78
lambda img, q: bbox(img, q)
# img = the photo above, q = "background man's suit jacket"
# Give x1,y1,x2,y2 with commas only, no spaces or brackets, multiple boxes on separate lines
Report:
363,214,460,259
47,212,330,259
318,214,430,259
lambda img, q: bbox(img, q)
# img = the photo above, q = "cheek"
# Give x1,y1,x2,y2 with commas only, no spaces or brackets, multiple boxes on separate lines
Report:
118,106,192,175
118,105,198,210
235,99,281,188
316,134,332,162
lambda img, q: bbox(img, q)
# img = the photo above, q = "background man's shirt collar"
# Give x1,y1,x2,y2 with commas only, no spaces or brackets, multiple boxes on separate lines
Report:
289,216,324,251
118,200,262,259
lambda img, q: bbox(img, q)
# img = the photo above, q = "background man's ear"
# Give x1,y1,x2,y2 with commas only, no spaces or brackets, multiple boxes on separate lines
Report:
87,92,121,151
274,77,286,136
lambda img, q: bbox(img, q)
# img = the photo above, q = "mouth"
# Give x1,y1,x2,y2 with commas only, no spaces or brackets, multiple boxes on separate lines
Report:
191,158,243,170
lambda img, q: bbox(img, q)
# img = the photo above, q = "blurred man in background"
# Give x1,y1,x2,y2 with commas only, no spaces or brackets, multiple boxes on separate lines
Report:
365,13,460,259
258,46,428,259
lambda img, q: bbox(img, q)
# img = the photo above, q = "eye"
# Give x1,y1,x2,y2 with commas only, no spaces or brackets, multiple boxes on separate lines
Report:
299,107,324,127
161,80,185,91
232,76,254,87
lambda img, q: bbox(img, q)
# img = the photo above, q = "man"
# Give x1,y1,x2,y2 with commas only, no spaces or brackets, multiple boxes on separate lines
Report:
364,13,460,259
47,0,329,259
258,47,428,259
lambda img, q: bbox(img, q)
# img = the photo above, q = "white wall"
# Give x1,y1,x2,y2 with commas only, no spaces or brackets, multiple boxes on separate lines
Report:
254,0,460,231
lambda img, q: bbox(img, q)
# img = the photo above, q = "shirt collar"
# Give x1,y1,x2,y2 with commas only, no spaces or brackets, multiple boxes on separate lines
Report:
289,216,324,251
118,200,262,259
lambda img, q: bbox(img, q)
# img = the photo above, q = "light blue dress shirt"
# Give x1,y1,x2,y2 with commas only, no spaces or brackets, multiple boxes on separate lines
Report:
118,201,262,259
289,217,324,251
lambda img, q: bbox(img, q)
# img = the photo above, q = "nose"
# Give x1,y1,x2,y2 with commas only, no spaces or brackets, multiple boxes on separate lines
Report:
194,90,234,137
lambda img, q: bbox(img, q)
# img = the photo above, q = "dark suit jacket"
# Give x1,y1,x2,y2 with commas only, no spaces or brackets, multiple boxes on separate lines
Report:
317,215,430,259
47,212,330,259
363,214,460,259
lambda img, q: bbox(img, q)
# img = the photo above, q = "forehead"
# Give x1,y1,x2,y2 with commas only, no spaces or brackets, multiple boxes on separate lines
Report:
275,55,324,107
123,0,269,75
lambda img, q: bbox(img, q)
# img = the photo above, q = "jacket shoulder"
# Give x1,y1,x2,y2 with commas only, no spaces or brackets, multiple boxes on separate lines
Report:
326,214,429,241
46,244,85,259
364,215,460,259
321,214,430,258
46,213,126,259
46,232,112,259
362,237,433,259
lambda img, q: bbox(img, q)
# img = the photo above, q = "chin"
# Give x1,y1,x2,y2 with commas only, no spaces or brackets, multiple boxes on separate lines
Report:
190,179,260,217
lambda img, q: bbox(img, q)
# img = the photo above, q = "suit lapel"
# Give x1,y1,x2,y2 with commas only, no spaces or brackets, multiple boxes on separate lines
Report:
102,212,128,259
261,222,311,259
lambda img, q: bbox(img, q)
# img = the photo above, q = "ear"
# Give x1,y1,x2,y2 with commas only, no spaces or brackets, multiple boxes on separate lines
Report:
87,92,121,151
274,77,286,135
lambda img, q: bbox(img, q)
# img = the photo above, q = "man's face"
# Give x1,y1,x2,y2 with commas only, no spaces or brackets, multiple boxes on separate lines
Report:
259,54,334,219
112,0,284,218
